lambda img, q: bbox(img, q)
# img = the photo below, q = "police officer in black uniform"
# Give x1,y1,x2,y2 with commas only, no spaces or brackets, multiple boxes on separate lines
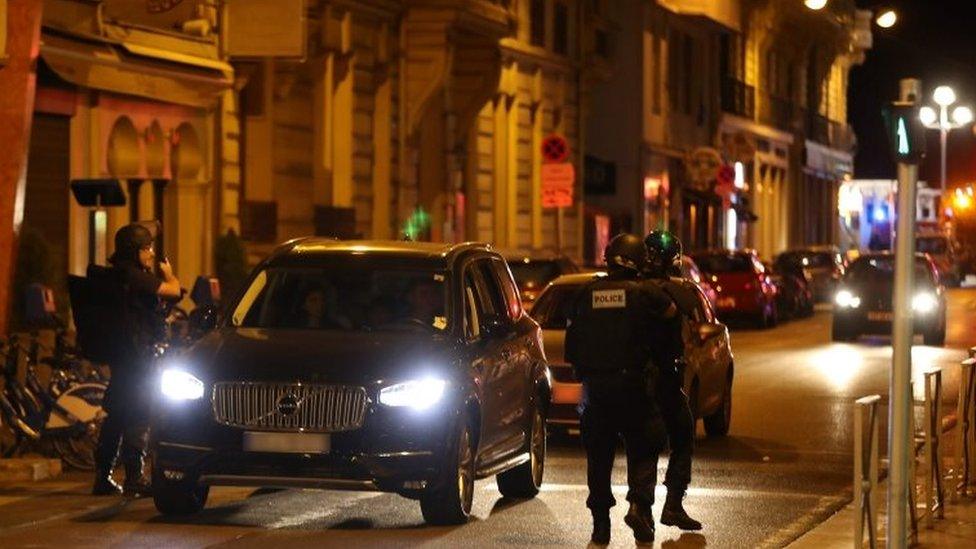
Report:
642,229,703,531
565,233,676,545
92,224,182,496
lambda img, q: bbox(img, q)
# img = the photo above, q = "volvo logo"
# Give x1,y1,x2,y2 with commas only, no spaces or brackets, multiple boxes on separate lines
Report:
276,394,300,416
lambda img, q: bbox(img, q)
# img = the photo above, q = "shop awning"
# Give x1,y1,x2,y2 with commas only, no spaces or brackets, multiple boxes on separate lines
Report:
40,31,233,108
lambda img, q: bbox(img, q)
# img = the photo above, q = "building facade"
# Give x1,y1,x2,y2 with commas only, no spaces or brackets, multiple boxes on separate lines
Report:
586,0,871,260
235,0,595,263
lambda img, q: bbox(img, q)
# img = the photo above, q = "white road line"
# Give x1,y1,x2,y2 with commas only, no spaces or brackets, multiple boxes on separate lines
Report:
267,492,381,530
481,482,837,500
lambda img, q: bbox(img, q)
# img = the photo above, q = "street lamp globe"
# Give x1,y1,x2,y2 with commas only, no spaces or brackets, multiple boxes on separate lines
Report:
876,10,897,28
934,85,957,107
952,105,974,126
919,106,938,127
804,0,828,10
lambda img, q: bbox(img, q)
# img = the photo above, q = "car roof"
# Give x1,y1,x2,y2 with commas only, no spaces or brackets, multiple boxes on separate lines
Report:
496,248,570,261
547,272,606,286
266,238,492,266
852,251,930,261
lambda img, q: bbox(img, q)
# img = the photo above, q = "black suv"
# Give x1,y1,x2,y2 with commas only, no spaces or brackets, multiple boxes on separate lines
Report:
151,239,551,525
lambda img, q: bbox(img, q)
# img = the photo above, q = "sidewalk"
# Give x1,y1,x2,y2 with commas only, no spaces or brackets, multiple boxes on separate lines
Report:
789,477,976,548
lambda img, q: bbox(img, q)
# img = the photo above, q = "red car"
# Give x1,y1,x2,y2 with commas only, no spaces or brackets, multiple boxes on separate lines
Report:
692,250,779,328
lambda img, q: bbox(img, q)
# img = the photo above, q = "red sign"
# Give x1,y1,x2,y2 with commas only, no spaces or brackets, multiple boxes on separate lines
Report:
541,134,569,163
542,163,575,208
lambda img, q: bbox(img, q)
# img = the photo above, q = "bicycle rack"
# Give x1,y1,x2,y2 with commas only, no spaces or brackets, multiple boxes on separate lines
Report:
854,394,881,549
956,358,976,498
915,367,945,528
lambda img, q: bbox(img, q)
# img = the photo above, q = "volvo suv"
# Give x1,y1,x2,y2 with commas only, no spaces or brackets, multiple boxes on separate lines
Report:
151,239,551,525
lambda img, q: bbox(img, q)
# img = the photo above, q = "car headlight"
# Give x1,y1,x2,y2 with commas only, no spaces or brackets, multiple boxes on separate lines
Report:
835,290,861,308
160,369,205,401
912,292,938,314
379,379,447,410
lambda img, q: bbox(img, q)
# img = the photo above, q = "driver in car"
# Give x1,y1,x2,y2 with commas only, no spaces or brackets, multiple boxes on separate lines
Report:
403,279,443,326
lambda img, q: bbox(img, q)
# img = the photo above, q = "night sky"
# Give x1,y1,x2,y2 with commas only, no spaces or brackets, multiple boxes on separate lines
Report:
850,0,976,187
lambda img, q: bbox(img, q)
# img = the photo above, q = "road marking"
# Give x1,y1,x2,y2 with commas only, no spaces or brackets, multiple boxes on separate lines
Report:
483,482,834,500
266,491,381,530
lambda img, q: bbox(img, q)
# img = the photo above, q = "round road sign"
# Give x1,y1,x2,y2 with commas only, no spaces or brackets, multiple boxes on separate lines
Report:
541,134,569,163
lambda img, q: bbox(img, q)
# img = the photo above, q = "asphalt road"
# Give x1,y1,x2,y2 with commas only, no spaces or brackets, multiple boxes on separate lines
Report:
1,289,974,548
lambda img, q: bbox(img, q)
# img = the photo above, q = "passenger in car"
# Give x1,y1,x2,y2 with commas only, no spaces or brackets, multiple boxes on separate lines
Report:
298,284,351,329
403,279,443,326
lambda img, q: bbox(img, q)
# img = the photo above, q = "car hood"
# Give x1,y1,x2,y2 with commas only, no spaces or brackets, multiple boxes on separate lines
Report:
179,327,461,386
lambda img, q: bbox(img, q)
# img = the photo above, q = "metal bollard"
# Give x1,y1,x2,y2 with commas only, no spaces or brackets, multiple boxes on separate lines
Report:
855,394,881,549
920,367,945,526
958,358,976,498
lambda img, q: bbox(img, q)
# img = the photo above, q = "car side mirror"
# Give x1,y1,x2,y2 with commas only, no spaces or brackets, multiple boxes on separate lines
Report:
481,316,509,338
697,322,723,341
188,304,220,337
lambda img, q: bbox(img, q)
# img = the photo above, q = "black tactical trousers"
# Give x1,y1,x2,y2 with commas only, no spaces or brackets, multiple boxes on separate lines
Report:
94,364,151,477
580,373,665,513
657,375,694,493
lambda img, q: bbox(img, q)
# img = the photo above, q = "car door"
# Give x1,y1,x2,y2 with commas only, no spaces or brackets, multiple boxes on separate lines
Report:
489,257,534,443
465,258,520,459
692,287,731,415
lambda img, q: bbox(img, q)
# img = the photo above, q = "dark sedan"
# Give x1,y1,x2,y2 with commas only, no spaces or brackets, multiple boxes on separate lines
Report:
530,272,735,437
831,252,947,346
151,239,551,525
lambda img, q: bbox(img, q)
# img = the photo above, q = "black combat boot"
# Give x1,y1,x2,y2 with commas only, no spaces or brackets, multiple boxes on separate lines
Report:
122,459,152,497
660,490,702,531
624,502,655,544
92,469,123,496
590,510,611,545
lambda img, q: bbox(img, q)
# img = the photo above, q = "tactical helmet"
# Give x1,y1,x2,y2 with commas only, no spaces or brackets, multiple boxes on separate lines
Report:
111,223,154,262
604,233,648,273
644,230,682,266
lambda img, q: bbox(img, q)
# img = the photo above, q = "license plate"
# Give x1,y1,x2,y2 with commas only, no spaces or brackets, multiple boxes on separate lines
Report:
717,297,736,308
868,311,894,322
243,431,331,454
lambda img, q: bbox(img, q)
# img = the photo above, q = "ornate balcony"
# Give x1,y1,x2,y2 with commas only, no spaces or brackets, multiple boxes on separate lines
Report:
721,76,755,119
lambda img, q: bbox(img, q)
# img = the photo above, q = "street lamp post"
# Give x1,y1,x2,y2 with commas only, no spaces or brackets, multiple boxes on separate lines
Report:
919,86,974,190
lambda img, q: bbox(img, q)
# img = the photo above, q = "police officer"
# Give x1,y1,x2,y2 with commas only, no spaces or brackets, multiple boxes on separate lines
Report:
642,230,703,531
92,224,182,496
565,233,676,545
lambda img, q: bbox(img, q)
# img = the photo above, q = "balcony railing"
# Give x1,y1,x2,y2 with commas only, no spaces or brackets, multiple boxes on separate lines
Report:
801,109,857,150
805,111,830,145
721,77,755,119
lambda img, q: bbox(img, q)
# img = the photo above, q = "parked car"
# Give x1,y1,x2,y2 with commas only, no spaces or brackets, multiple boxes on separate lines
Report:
765,261,814,320
151,239,551,525
678,255,718,309
501,250,581,305
692,250,779,328
831,252,946,346
916,233,962,287
774,246,845,302
529,272,735,437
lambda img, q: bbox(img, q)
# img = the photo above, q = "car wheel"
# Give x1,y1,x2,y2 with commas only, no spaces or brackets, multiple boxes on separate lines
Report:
704,375,732,437
152,465,209,515
497,405,545,498
420,415,475,525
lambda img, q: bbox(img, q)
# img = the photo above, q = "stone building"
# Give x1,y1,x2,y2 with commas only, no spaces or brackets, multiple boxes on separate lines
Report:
586,0,871,259
235,0,598,262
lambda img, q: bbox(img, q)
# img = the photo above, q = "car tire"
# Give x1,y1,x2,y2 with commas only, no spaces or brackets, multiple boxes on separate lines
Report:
497,405,545,498
420,414,475,525
704,375,732,438
152,466,209,515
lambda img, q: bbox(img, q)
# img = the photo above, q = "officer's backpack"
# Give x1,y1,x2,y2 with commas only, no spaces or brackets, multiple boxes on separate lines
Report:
67,265,128,364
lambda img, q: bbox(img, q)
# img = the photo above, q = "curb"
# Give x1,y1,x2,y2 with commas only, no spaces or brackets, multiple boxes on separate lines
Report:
0,457,63,482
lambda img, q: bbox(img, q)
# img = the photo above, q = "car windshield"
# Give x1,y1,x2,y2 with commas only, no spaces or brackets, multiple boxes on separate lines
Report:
230,260,449,332
508,260,562,290
916,237,947,255
693,254,753,273
846,257,932,286
529,284,583,329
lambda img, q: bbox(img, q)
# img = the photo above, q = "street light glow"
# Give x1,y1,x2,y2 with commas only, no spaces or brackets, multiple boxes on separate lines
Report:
804,0,828,10
934,85,957,107
876,10,897,29
919,106,937,127
952,105,974,126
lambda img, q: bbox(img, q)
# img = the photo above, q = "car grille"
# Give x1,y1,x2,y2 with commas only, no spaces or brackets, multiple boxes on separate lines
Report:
211,382,368,432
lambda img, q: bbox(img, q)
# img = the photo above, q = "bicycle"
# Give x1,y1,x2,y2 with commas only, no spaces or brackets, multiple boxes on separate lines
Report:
0,334,107,470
